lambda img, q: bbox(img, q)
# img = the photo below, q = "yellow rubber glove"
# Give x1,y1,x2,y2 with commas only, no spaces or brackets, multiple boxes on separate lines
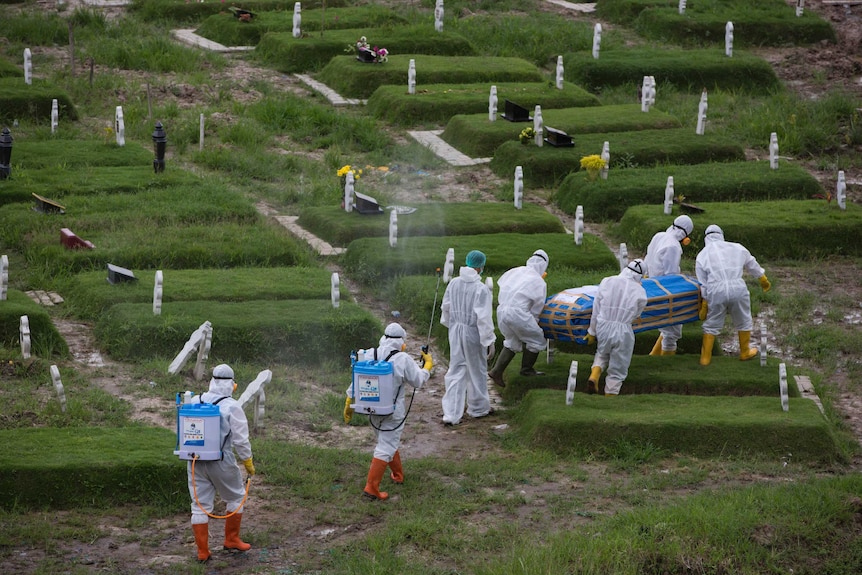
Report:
420,351,433,372
759,275,771,293
242,458,255,476
586,334,596,346
699,299,708,321
343,395,354,424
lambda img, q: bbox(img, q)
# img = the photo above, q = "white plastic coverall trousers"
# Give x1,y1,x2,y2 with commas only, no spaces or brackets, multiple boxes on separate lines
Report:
695,226,765,336
188,377,252,525
496,251,549,354
588,266,648,395
643,222,689,352
346,335,430,462
441,266,496,424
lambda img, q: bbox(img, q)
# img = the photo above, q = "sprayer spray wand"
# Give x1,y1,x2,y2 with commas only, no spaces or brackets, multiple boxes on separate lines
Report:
422,267,443,355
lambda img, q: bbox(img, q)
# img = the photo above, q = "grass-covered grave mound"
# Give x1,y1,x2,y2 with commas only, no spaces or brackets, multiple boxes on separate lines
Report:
615,201,862,259
442,104,682,159
513,390,844,463
257,26,475,74
316,54,545,99
366,81,600,126
58,267,344,320
10,139,152,169
563,47,780,94
555,160,824,221
0,78,78,123
196,5,408,47
343,232,618,284
94,300,380,363
0,290,69,359
0,57,23,78
0,427,185,510
129,0,348,23
490,129,745,188
298,202,565,247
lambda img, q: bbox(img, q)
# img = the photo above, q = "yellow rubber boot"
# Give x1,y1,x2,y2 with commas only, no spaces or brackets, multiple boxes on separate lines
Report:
662,349,676,356
363,457,389,501
223,513,251,552
700,334,715,366
587,366,602,395
738,331,758,361
649,335,663,356
192,523,210,562
389,451,404,484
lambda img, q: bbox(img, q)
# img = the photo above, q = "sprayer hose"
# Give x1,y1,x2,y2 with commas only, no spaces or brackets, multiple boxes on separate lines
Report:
190,456,251,519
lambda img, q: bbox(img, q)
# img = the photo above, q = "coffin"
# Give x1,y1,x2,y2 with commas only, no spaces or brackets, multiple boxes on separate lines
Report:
539,274,702,344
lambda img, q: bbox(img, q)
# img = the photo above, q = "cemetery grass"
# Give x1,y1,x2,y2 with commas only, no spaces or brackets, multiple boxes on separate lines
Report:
3,0,862,573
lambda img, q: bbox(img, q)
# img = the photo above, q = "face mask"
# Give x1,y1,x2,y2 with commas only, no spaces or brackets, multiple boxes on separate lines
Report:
542,272,548,279
681,237,691,246
401,343,406,351
233,383,238,392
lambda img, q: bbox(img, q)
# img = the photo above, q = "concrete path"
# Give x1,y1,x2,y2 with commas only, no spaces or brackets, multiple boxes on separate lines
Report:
545,0,597,13
274,216,346,256
408,130,491,167
294,74,366,106
170,29,255,53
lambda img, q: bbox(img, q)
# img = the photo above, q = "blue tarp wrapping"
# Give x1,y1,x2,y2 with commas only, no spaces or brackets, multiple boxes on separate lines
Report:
539,274,702,344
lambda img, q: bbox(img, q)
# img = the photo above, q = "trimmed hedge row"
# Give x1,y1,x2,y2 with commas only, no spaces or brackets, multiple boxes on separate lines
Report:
563,48,780,94
366,81,600,127
257,27,476,74
0,78,78,122
316,54,545,99
490,129,746,188
0,427,185,510
94,300,380,364
514,389,844,463
0,290,69,359
615,200,862,259
442,104,682,159
555,160,824,221
298,203,565,246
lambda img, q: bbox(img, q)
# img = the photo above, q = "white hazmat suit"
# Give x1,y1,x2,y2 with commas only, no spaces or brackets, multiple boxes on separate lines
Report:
441,264,495,425
587,260,648,395
643,215,694,355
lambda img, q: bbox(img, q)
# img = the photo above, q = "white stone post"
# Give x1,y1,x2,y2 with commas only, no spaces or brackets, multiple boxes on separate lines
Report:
696,90,708,135
193,323,212,382
641,76,655,112
796,0,804,17
574,205,584,246
20,315,31,360
168,321,213,375
51,99,58,134
566,360,578,405
679,0,686,14
664,176,675,215
592,23,602,59
534,105,543,147
434,0,444,32
837,170,846,210
769,132,779,170
293,2,302,38
389,209,398,248
760,321,768,367
0,254,7,301
779,363,789,412
443,248,455,283
331,272,340,308
489,85,497,122
725,22,734,57
555,56,564,90
514,166,524,209
50,365,67,412
618,243,628,271
344,171,354,212
24,48,32,85
601,141,609,180
199,114,205,152
153,270,163,316
115,106,125,147
485,276,494,292
546,339,555,365
408,59,416,95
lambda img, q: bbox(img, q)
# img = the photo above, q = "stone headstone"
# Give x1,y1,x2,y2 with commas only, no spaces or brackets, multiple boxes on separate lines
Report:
796,0,804,17
725,22,734,57
24,48,32,85
679,0,686,14
115,106,125,147
837,170,846,210
601,141,610,180
331,272,340,308
408,59,416,95
237,370,272,432
168,320,212,375
293,2,302,38
574,205,584,246
199,114,205,152
434,0,444,32
50,365,66,412
443,248,455,283
555,56,564,90
533,105,543,147
618,243,628,271
51,99,58,134
20,315,31,359
0,254,8,301
566,360,578,405
514,166,523,210
489,85,497,121
664,176,675,215
769,132,779,169
389,209,398,247
344,171,354,212
760,321,768,367
153,270,163,316
779,363,789,411
696,89,708,135
592,23,602,59
193,323,212,382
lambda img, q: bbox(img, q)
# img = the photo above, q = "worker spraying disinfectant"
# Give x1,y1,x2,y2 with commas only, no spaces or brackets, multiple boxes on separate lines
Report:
175,364,255,562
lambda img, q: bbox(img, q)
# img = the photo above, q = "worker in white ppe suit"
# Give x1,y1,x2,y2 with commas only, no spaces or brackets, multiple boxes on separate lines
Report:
441,250,496,425
488,249,549,388
188,364,255,562
643,214,694,356
695,224,771,366
586,259,648,396
343,323,432,501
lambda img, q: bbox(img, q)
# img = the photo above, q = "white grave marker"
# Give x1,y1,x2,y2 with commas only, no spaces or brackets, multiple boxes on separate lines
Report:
24,48,32,85
725,22,734,57
641,76,655,112
168,321,213,375
514,166,523,210
555,56,564,90
574,205,584,246
696,89,708,135
618,243,628,271
664,176,675,215
489,85,497,122
779,363,789,412
331,272,340,308
485,276,494,292
51,99,58,134
796,0,804,17
293,2,302,38
389,209,398,248
50,365,67,412
592,23,602,59
153,270,163,316
837,170,846,210
237,370,272,432
434,0,444,32
760,321,768,367
115,106,126,147
0,254,7,301
20,315,31,360
566,361,578,405
601,141,609,180
769,132,779,169
443,248,455,283
199,114,205,151
408,59,416,95
679,0,686,14
193,323,212,382
533,105,543,147
546,339,555,365
343,171,354,212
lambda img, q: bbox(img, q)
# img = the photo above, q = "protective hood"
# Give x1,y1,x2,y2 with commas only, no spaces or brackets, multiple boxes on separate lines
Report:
621,258,646,283
208,363,235,396
669,215,693,241
526,249,549,276
704,224,724,245
378,322,406,356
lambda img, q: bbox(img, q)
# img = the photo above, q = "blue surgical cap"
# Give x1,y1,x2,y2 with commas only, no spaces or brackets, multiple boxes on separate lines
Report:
466,250,486,269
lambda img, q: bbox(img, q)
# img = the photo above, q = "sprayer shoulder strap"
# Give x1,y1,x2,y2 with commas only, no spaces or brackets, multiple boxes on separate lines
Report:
385,350,399,362
211,396,232,458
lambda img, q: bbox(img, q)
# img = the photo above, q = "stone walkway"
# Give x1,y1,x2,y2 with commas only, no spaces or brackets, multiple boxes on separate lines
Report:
407,130,491,167
170,29,254,53
545,0,597,13
293,74,366,106
273,215,345,256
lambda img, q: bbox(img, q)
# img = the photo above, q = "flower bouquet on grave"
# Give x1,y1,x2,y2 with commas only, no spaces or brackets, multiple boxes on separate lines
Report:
346,36,389,63
337,164,362,187
579,154,607,181
519,127,536,145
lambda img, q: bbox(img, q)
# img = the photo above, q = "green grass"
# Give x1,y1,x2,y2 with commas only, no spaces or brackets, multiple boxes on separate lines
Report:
0,77,77,123
10,139,152,169
0,290,69,359
128,0,347,23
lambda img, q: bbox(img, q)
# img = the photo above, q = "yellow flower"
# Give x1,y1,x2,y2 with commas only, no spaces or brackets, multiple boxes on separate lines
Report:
579,154,607,171
336,165,352,177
